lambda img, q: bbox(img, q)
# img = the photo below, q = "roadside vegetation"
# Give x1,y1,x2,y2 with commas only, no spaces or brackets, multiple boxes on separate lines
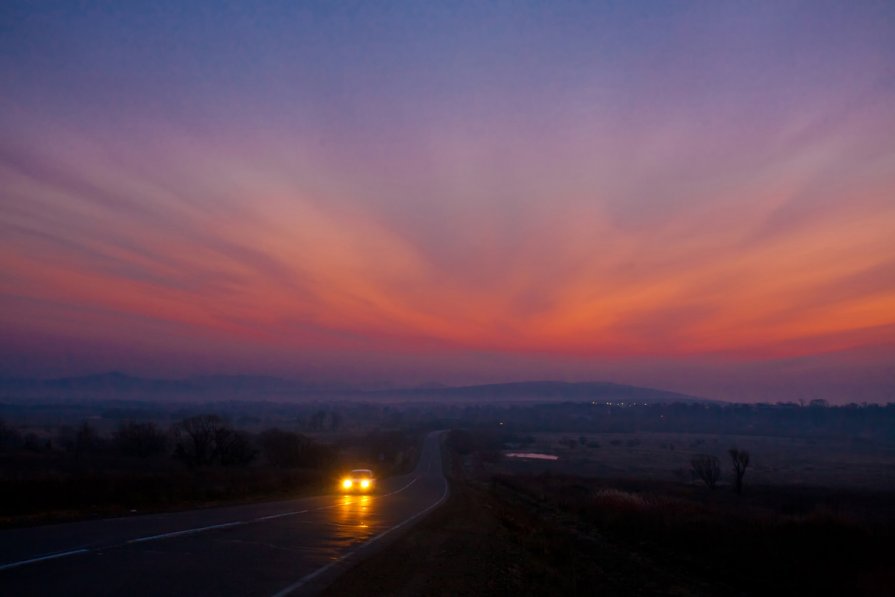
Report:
0,414,422,527
1,395,892,563
326,428,894,596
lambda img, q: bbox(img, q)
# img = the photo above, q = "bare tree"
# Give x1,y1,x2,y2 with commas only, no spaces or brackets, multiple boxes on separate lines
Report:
216,428,256,466
175,415,220,467
174,414,255,467
259,429,320,468
690,454,721,489
728,448,750,495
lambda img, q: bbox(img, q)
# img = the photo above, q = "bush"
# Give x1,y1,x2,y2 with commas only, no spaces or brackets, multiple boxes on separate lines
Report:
114,422,168,458
217,430,256,467
690,454,721,489
173,414,256,468
259,429,327,468
0,419,22,452
365,429,420,473
68,421,102,462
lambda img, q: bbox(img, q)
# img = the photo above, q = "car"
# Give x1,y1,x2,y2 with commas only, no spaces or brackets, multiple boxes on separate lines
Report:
339,469,376,493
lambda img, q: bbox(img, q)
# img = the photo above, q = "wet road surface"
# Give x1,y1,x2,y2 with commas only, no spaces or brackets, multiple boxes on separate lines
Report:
0,431,448,596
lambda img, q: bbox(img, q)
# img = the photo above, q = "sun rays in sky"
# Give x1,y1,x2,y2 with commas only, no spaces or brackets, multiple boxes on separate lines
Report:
1,1,893,400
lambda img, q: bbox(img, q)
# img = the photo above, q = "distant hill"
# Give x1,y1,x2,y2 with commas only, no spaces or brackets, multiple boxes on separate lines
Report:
367,380,709,404
0,374,708,404
0,372,330,402
0,371,193,394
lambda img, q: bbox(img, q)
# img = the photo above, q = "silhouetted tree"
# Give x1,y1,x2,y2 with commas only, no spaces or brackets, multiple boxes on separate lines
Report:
114,421,167,458
0,419,22,452
364,430,420,471
216,429,256,466
175,415,220,467
329,411,342,432
174,414,255,467
23,432,48,452
728,448,750,495
73,421,98,463
258,429,331,468
308,410,326,432
690,454,721,489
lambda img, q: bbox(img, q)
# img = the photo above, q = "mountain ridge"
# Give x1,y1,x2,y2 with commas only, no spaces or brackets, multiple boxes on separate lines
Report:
0,372,710,404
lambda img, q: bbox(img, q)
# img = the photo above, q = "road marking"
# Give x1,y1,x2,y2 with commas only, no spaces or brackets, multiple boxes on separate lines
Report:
271,437,449,597
123,476,422,547
256,510,308,522
0,548,90,572
381,476,417,497
0,471,426,571
271,474,449,597
127,520,246,544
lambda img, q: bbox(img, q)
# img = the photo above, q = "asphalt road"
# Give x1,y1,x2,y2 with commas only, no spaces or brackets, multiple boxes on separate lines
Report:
0,431,448,596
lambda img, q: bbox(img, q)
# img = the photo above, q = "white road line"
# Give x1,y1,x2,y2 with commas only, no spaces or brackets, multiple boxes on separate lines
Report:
127,520,246,544
256,510,308,522
381,476,417,497
271,474,450,597
0,473,425,572
125,475,421,546
271,441,449,597
0,548,90,572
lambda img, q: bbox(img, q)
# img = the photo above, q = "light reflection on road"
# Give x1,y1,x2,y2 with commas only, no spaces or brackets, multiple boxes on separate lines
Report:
331,494,377,546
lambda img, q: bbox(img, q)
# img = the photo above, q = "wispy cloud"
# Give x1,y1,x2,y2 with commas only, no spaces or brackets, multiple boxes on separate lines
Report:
0,1,893,399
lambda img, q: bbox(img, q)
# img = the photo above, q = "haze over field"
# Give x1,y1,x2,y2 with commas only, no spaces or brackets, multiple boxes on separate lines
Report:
1,1,893,402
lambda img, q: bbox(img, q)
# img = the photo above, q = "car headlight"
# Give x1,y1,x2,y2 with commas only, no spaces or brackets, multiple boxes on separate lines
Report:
360,479,370,489
342,479,353,489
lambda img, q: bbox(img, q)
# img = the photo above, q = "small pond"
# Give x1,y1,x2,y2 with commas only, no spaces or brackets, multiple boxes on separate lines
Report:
505,452,559,461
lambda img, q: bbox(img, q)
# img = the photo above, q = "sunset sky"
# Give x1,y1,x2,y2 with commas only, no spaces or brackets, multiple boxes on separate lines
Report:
1,1,893,402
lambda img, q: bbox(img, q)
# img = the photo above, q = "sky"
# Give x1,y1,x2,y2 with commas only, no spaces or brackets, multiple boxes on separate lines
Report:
1,1,893,402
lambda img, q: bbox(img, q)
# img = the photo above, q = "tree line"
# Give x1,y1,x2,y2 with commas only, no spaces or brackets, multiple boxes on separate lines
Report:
0,415,333,471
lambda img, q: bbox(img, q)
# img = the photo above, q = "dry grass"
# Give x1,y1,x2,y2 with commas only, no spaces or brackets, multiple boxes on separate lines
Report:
496,431,895,489
327,430,895,597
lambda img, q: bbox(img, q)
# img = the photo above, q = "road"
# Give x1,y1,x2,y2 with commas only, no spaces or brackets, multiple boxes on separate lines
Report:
0,431,448,596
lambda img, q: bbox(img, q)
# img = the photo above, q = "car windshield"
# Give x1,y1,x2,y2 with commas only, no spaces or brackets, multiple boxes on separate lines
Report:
351,470,373,478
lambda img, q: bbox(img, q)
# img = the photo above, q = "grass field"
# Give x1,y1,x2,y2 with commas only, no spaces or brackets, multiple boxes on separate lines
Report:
327,429,895,596
495,431,895,490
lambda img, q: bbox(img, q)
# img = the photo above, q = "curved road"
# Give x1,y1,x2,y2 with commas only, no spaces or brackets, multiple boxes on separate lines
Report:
0,431,448,596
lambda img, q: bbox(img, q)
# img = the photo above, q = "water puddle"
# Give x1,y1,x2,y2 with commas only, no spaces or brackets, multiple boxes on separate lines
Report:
505,452,559,461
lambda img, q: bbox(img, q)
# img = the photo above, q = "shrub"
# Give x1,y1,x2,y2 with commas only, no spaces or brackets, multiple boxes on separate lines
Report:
0,419,22,451
259,429,326,468
173,414,255,468
114,422,168,458
690,454,721,489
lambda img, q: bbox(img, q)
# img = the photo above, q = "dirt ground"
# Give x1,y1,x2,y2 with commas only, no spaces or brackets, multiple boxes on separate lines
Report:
324,433,895,597
326,454,714,596
497,431,895,489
